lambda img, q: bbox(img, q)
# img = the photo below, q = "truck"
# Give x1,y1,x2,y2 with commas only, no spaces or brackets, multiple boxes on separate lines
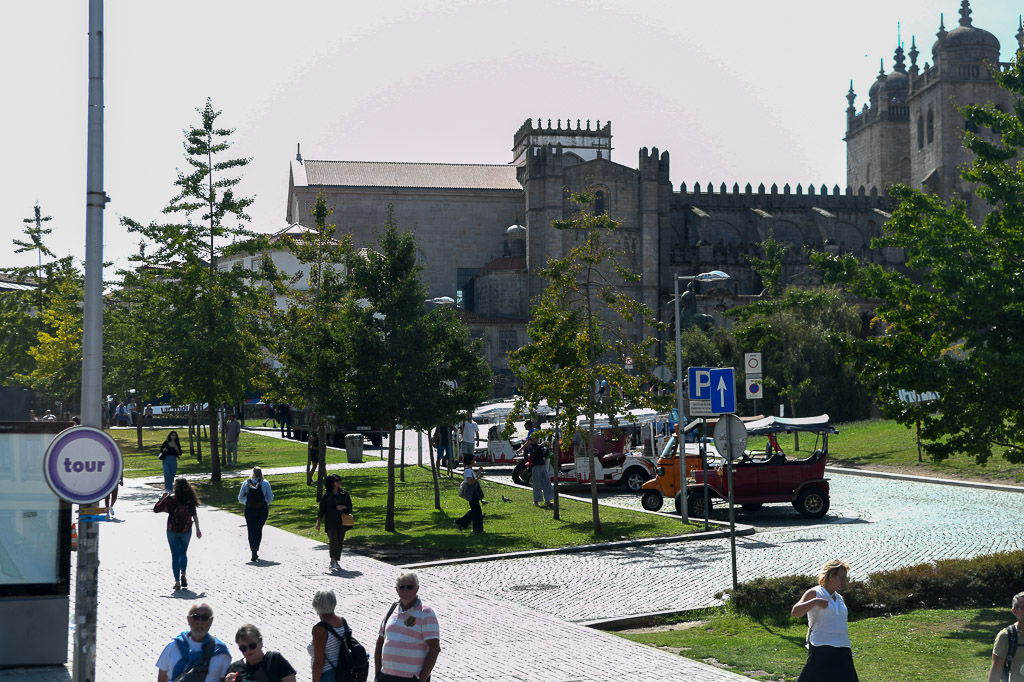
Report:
289,407,388,448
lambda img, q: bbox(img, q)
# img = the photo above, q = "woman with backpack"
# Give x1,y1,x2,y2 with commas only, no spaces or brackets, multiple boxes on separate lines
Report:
158,431,182,492
310,589,368,682
237,466,274,563
153,477,202,592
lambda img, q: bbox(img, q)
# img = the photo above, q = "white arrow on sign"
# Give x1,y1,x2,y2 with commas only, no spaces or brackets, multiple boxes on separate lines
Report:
717,375,729,405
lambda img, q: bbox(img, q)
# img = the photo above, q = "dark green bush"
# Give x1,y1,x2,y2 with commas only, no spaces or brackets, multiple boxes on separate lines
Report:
723,551,1024,620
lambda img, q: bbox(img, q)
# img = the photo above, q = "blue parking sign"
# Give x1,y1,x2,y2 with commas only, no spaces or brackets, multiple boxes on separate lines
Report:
688,367,736,415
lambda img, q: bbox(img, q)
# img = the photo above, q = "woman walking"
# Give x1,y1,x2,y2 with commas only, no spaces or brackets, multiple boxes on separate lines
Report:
310,589,363,682
238,466,274,562
158,431,183,492
154,477,202,591
224,624,297,682
315,474,353,571
791,559,858,682
455,452,484,532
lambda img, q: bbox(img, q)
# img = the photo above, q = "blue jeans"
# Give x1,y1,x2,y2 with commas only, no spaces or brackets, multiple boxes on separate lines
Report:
436,442,451,467
162,456,178,491
167,529,191,580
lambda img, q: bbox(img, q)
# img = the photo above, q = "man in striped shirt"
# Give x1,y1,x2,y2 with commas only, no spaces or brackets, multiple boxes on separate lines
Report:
375,572,440,682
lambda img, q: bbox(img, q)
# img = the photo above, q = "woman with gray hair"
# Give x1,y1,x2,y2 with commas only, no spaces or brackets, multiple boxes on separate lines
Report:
224,623,297,682
791,559,858,681
309,589,367,682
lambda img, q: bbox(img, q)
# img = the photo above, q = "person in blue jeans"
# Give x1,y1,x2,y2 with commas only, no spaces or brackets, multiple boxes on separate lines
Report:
154,477,202,591
159,431,183,492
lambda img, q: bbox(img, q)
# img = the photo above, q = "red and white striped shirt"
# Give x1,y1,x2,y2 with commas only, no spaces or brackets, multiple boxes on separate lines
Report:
378,599,439,678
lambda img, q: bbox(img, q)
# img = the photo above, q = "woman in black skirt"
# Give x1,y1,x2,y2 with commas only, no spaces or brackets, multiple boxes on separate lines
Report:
791,559,858,682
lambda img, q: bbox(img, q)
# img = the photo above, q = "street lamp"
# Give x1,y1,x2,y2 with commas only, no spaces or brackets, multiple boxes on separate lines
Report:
673,269,730,523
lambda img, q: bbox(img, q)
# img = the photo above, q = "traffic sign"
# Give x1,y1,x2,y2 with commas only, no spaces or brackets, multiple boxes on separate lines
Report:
744,352,762,379
688,367,736,415
624,356,633,369
713,414,748,461
42,426,123,504
746,379,762,399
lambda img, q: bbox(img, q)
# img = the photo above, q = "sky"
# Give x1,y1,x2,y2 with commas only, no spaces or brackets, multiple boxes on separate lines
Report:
4,0,1024,274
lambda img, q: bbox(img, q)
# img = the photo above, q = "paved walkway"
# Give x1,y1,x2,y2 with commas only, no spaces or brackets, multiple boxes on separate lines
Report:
1,466,753,681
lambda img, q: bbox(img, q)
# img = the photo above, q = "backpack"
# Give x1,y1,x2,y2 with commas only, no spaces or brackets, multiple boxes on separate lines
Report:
317,620,368,682
1003,624,1018,682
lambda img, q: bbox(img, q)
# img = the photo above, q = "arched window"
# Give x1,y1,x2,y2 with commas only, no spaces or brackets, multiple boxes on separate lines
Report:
926,109,934,143
594,190,606,216
917,115,924,149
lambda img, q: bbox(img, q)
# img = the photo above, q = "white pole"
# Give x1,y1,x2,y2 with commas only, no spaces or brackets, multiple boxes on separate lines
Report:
673,275,687,523
75,2,107,681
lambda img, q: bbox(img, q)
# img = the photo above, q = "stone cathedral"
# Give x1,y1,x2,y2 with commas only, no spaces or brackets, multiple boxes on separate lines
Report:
284,0,1015,390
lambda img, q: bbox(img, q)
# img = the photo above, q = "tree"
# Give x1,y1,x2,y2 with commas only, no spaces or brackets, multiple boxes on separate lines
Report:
339,205,491,532
812,58,1024,464
275,192,352,500
509,190,666,533
122,99,268,481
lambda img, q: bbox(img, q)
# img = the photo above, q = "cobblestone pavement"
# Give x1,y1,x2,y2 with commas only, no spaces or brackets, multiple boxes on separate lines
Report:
0,465,752,682
415,470,1024,622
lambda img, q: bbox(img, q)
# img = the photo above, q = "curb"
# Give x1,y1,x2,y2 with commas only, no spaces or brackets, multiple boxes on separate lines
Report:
581,605,724,631
826,465,1024,494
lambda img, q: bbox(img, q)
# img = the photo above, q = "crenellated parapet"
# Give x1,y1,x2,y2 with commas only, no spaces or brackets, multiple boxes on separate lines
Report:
674,180,891,210
512,117,613,166
638,147,670,183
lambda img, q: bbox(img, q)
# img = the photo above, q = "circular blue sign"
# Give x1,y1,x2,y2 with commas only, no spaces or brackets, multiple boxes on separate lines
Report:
42,426,123,504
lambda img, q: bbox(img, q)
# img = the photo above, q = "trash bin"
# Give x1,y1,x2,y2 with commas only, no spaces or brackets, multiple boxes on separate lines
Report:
344,434,364,463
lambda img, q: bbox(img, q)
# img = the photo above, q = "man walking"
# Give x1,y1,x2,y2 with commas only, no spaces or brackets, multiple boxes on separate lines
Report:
434,423,453,477
525,434,553,508
224,412,241,466
988,591,1024,682
458,412,478,462
375,572,440,682
156,602,231,682
278,403,292,439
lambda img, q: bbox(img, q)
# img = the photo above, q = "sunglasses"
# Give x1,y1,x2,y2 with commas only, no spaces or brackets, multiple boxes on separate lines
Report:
238,642,260,652
189,613,212,622
396,584,417,591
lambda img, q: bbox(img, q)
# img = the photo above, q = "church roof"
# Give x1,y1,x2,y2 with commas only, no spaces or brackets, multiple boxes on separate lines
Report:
298,160,522,191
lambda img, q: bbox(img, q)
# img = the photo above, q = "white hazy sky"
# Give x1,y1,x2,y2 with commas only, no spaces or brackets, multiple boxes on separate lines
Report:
4,0,1024,273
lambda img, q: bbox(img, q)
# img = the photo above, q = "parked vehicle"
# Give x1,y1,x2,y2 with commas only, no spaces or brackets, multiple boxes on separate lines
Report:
641,414,837,519
289,407,387,448
510,409,663,493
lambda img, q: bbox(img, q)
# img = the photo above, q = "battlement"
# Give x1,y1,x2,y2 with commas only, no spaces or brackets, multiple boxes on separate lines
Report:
513,117,613,166
674,180,891,210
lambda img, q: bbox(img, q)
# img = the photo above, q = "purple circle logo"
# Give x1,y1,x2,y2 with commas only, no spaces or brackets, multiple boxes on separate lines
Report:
43,426,123,504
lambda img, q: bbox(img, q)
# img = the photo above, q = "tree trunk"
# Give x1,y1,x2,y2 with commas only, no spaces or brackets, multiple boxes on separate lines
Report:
552,411,561,520
385,424,396,532
208,401,221,483
135,397,143,449
399,428,406,482
191,404,200,461
427,428,440,511
316,412,327,503
589,410,601,533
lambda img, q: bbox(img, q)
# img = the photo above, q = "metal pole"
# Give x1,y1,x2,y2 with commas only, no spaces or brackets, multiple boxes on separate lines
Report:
75,2,106,680
701,417,710,531
726,418,738,590
673,275,686,523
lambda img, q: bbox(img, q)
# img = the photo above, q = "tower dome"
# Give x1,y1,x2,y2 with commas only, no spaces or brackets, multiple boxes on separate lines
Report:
504,222,526,258
933,1,1000,62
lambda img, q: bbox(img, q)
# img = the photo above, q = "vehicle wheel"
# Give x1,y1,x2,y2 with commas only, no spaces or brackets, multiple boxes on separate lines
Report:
794,488,830,519
511,463,531,487
622,468,650,492
686,491,707,519
641,491,663,512
370,434,383,448
741,503,763,511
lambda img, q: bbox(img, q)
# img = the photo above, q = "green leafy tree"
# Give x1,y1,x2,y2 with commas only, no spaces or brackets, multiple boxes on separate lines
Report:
509,190,667,533
339,205,491,531
812,58,1024,463
122,99,268,481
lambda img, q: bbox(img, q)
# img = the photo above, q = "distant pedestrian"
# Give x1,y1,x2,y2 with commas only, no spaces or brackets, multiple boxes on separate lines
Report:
310,589,367,682
526,434,553,508
159,431,183,492
374,572,440,682
155,602,230,682
316,474,353,571
791,559,858,682
279,403,292,438
224,623,296,682
115,402,130,426
238,466,273,563
263,401,275,427
454,452,484,532
433,423,454,476
154,477,202,592
224,412,241,465
987,591,1024,682
458,412,479,460
307,432,321,486
104,473,123,519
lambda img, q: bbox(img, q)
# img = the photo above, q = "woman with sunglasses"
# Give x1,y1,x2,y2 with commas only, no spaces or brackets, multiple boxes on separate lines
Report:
224,624,296,682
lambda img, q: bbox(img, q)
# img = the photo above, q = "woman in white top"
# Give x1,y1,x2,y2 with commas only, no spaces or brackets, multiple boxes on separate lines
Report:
791,559,858,682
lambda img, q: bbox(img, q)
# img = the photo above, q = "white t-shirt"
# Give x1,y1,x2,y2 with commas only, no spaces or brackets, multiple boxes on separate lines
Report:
460,420,479,444
155,635,231,682
805,585,851,648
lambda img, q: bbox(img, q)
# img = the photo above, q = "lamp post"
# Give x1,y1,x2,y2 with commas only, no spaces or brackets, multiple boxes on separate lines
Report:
673,270,730,524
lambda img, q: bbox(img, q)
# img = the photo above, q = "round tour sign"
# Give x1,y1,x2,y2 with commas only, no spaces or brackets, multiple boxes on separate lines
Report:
43,426,123,504
713,414,748,461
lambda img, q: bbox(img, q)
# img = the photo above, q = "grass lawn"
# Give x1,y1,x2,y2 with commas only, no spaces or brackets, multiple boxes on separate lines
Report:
749,419,1024,484
619,606,1003,681
110,428,381,479
190,464,701,562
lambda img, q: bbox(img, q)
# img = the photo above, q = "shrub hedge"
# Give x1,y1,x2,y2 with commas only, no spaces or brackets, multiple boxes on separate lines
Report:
721,551,1024,620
